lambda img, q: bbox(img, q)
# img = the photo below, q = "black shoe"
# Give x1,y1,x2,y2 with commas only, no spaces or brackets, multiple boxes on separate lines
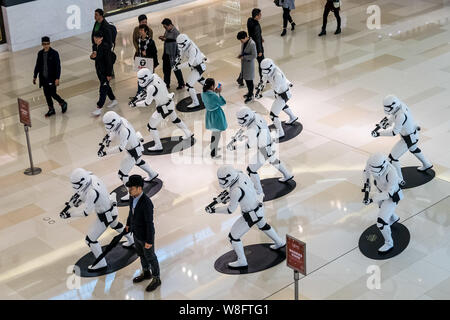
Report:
45,109,56,117
166,84,170,89
244,95,254,104
335,28,341,35
176,84,185,90
291,22,296,31
318,30,326,37
145,277,161,292
281,29,287,37
61,102,68,113
133,271,152,283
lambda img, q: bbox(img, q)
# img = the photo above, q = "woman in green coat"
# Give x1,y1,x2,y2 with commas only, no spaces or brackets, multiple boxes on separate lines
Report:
201,78,227,158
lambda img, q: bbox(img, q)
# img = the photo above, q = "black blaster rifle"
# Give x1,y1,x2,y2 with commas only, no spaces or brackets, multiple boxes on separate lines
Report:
255,80,266,99
226,128,245,151
98,134,111,156
372,117,389,136
59,192,81,218
129,89,147,106
205,190,230,213
361,179,372,205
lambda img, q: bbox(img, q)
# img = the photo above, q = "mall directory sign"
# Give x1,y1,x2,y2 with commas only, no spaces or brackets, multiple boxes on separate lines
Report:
18,98,31,127
286,234,306,275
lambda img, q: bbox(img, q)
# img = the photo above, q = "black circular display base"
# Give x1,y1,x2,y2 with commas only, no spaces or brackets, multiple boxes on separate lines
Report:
400,166,435,189
142,136,196,156
269,121,303,143
214,243,286,275
74,241,138,277
175,94,205,112
359,223,410,260
111,178,163,207
261,177,296,202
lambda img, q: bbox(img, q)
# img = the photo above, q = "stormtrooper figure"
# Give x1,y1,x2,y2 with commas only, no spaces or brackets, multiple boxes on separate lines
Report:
98,111,159,201
372,95,433,186
130,68,193,151
363,153,403,253
60,168,134,271
206,165,286,268
256,58,298,139
229,106,293,200
173,34,207,109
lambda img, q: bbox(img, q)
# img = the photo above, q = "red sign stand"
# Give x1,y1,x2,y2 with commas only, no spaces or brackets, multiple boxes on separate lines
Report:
286,234,306,300
18,98,41,176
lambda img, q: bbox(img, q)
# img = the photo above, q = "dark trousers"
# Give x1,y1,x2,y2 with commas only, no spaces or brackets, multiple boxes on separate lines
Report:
134,235,160,277
257,54,264,82
97,80,116,108
283,8,293,29
210,131,221,157
245,80,254,97
322,2,341,31
43,84,65,111
163,53,184,87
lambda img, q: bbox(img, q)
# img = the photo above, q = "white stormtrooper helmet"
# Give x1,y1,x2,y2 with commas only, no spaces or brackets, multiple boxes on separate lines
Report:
260,58,276,76
383,94,401,115
367,153,389,177
103,111,122,132
176,33,191,52
70,168,92,191
217,165,239,189
137,68,154,88
236,106,255,127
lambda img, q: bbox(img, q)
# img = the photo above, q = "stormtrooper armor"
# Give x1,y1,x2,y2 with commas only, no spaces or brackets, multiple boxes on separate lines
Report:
61,168,135,271
206,166,285,268
131,68,193,151
99,111,159,201
372,95,433,185
232,106,293,200
363,153,404,253
257,58,298,139
174,34,207,108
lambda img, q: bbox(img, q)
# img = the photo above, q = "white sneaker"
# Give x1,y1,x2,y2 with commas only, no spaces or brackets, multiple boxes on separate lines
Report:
144,173,158,182
148,145,163,152
228,259,248,268
378,242,394,253
88,258,107,271
92,108,102,116
107,100,118,108
278,175,294,183
182,133,194,140
187,102,200,109
417,164,433,172
270,241,286,250
286,116,298,125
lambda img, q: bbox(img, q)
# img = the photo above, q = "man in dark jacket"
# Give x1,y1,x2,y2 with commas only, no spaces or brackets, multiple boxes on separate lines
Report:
125,175,161,292
33,36,67,117
92,31,117,116
90,8,112,57
247,8,264,83
159,18,185,89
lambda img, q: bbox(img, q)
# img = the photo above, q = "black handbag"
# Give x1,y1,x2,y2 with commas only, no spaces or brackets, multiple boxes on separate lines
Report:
274,0,281,7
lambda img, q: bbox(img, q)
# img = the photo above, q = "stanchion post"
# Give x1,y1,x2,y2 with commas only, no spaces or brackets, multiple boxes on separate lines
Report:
294,270,299,300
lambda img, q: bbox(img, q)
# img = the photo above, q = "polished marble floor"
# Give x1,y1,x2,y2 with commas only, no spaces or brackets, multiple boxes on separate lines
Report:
0,0,449,300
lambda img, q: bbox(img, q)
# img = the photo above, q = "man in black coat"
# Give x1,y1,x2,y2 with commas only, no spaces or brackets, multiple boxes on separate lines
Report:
33,36,67,117
90,8,113,57
91,31,117,116
125,175,161,292
247,8,264,83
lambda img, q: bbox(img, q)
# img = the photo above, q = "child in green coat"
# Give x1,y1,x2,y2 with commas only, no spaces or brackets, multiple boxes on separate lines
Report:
201,78,227,158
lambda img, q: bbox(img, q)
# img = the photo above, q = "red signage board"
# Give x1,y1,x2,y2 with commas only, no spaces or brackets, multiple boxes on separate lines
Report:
286,234,306,275
18,98,31,127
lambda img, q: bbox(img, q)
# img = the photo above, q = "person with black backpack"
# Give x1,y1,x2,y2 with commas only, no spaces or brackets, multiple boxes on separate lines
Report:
90,9,114,60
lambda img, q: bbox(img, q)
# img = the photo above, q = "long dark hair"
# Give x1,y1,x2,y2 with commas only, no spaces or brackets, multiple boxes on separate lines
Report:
203,78,215,92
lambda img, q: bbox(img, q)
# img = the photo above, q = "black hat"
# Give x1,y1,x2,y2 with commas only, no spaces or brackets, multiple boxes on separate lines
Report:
41,36,50,43
126,175,144,188
138,14,147,22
